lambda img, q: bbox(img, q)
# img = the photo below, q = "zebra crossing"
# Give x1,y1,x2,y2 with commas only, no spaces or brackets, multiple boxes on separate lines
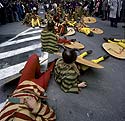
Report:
0,27,49,86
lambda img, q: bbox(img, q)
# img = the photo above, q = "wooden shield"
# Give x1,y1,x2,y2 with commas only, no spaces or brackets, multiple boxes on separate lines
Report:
64,27,75,36
90,28,104,34
54,53,104,68
76,56,104,68
82,17,96,24
64,41,85,49
102,43,125,59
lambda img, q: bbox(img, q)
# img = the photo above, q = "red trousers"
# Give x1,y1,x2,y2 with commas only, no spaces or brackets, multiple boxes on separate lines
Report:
18,54,55,90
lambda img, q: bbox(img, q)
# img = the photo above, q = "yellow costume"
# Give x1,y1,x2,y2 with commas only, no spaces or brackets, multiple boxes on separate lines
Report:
31,14,41,28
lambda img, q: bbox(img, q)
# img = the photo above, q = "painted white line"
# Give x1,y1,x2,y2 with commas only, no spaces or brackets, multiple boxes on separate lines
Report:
20,29,42,36
8,27,33,41
0,35,41,47
0,61,26,80
0,100,8,111
0,43,41,59
0,52,48,80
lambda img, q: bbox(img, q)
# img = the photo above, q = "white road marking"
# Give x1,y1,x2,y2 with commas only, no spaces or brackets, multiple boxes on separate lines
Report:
20,29,42,36
0,27,49,84
0,43,41,59
0,35,41,47
0,52,48,80
8,27,33,41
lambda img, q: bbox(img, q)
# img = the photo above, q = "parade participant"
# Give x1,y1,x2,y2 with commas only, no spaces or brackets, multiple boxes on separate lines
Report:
31,7,41,28
22,12,32,26
41,20,59,54
67,18,77,27
31,13,41,28
23,7,42,27
52,12,67,36
77,24,94,37
54,47,109,93
0,54,56,121
41,20,71,54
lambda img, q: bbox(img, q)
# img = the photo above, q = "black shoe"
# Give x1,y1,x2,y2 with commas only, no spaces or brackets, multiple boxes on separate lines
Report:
108,38,114,41
87,50,93,54
103,37,109,42
103,54,110,60
87,32,94,37
70,39,76,42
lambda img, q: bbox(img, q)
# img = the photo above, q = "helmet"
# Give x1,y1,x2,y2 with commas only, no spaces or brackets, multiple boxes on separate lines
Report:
62,48,77,64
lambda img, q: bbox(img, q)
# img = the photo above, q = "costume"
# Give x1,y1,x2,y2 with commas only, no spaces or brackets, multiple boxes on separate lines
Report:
41,29,59,54
31,14,41,28
54,58,80,93
0,54,56,121
54,47,109,93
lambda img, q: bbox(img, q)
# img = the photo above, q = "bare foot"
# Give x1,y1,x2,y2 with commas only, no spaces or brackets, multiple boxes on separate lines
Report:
78,82,87,88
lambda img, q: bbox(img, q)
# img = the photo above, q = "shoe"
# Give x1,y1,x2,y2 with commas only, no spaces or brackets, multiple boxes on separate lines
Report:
70,39,76,42
103,54,110,60
86,50,93,54
108,38,114,41
103,37,109,42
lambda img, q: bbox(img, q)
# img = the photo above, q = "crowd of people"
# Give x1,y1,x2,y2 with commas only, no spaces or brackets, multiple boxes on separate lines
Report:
0,0,125,27
0,0,39,25
43,0,125,27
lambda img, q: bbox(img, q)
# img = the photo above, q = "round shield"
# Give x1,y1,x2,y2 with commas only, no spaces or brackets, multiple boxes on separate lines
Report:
82,17,96,24
64,27,75,36
102,43,125,59
64,41,85,49
76,56,104,68
54,53,104,68
90,28,104,34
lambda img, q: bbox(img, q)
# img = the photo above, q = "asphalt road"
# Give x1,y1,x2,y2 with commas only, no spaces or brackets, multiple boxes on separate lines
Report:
0,11,125,121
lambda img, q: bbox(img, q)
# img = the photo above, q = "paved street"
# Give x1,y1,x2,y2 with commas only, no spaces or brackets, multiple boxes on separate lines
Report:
0,12,125,121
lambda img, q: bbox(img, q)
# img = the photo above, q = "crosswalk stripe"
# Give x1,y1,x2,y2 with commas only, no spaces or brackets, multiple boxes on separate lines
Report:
0,26,49,85
0,52,48,81
0,43,41,60
0,35,41,47
8,27,33,41
20,29,42,36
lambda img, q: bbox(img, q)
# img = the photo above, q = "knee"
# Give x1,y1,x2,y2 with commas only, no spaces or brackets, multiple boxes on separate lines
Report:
30,54,39,60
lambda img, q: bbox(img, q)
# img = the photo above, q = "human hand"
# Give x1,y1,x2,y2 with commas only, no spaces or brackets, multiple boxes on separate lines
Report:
78,82,87,88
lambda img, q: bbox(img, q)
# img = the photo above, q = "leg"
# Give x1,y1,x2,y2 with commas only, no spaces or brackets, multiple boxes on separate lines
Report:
36,18,41,27
18,54,42,85
110,18,113,27
31,18,35,27
80,54,109,71
32,61,56,90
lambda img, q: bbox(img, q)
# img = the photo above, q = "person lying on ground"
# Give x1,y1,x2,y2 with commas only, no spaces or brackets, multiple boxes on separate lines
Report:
0,54,56,121
54,48,109,93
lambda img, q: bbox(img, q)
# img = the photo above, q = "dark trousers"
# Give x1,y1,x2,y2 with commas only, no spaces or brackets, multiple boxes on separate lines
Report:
110,17,118,27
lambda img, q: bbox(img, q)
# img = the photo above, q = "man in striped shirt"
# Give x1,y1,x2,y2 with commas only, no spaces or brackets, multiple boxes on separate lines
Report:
0,54,56,121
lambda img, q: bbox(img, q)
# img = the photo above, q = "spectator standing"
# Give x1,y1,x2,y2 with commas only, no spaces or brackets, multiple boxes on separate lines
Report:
101,0,108,20
108,0,122,27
